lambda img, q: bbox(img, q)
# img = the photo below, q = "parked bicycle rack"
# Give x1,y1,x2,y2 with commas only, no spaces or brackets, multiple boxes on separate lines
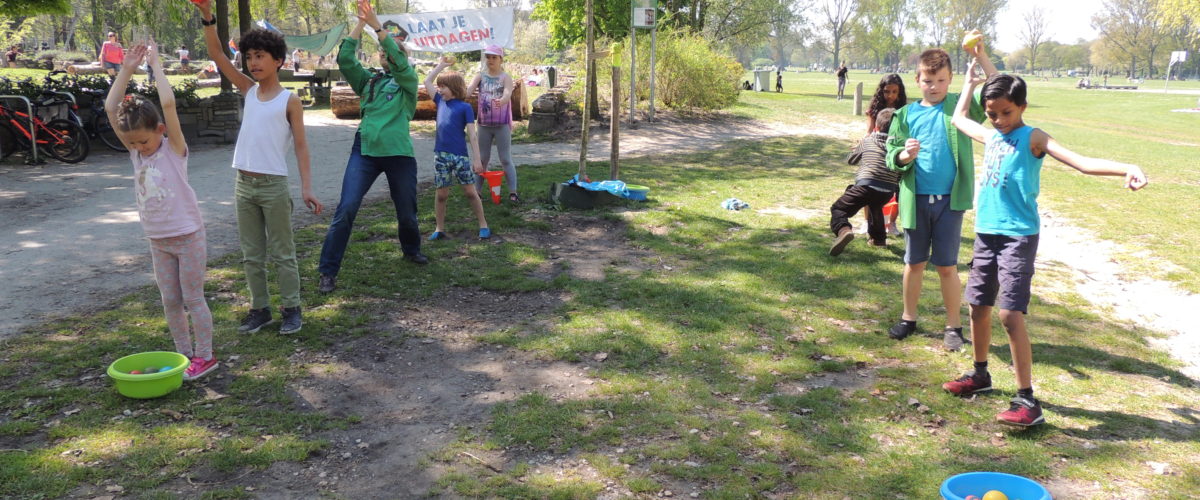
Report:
0,95,38,164
40,91,82,127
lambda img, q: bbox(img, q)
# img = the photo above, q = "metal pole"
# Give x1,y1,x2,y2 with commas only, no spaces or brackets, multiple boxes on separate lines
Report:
611,66,620,180
648,19,656,121
579,0,593,177
629,5,636,126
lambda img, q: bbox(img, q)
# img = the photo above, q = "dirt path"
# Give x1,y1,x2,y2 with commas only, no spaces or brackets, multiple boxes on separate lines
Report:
0,112,837,340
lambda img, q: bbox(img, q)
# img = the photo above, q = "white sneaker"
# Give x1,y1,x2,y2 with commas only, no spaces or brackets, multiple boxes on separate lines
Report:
887,222,901,236
855,223,869,235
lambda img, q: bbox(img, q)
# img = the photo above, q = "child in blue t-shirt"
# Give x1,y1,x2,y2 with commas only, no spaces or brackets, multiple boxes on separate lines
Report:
424,55,490,240
944,60,1148,427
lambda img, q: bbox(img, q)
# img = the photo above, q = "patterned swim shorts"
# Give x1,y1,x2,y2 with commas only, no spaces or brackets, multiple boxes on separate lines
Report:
433,151,475,188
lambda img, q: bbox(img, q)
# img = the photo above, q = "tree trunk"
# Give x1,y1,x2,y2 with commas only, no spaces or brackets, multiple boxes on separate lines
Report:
238,0,252,74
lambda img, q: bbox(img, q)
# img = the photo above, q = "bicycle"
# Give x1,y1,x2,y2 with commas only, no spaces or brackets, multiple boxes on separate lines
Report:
40,69,125,153
0,94,90,164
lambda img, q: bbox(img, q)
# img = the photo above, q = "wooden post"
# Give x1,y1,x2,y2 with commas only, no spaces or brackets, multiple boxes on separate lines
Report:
611,66,620,180
579,0,594,177
853,81,864,115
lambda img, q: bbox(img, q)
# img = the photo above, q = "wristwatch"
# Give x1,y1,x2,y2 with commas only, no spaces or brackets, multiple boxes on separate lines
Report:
201,16,217,26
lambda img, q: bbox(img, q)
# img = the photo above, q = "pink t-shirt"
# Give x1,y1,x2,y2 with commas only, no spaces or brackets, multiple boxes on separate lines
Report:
102,41,124,64
131,137,203,239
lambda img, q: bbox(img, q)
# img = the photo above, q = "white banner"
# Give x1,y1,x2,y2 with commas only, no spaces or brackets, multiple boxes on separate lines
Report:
1170,51,1187,64
378,7,514,53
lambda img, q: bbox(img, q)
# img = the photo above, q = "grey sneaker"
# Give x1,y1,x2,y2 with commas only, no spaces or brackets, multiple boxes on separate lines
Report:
280,306,302,335
238,308,272,333
943,327,970,351
318,274,337,294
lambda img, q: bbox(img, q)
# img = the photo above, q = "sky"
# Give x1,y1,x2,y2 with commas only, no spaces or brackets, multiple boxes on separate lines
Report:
991,0,1105,52
425,0,1106,53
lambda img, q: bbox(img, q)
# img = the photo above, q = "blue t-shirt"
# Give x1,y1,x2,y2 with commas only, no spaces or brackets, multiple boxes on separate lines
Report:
906,101,955,195
976,125,1044,236
433,93,474,156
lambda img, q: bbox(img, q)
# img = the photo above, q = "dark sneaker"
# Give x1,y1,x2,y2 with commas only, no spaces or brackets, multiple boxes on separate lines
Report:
280,306,302,335
829,227,855,256
183,356,219,381
943,327,970,351
404,253,429,265
319,274,337,294
888,320,917,340
997,396,1045,427
238,308,272,333
942,370,993,396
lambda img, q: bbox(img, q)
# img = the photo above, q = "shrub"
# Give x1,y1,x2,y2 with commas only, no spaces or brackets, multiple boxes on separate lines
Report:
561,29,743,112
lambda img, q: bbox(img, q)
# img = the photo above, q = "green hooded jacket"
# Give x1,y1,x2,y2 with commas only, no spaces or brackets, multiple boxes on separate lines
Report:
885,92,985,230
337,35,418,157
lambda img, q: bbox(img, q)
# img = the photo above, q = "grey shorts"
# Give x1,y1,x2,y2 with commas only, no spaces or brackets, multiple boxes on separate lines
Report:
902,194,964,267
965,233,1039,313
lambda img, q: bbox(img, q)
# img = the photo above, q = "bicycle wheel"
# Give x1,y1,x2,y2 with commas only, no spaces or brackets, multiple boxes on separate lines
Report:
95,113,126,152
42,118,90,163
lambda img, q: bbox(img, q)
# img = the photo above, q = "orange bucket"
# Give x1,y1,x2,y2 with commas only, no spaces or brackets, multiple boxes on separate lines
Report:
479,171,504,204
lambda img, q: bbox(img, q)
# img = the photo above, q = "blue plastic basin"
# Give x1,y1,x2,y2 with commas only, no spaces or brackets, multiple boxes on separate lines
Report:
940,472,1051,500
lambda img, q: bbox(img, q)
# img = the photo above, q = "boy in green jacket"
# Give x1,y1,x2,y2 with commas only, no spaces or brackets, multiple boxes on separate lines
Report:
317,0,426,294
885,38,996,349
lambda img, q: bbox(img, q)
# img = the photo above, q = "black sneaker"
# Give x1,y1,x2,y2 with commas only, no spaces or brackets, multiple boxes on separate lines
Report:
238,307,272,333
280,306,302,335
943,327,970,351
404,253,429,265
997,396,1045,427
888,320,917,340
318,274,337,294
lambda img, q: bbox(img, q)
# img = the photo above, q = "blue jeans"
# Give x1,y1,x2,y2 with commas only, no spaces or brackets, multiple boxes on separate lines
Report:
318,133,421,277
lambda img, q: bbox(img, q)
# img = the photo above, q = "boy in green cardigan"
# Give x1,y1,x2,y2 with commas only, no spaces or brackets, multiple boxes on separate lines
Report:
885,39,996,349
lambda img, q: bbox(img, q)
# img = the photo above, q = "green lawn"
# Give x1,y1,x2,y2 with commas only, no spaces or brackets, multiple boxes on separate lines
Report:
2,131,1197,498
738,70,1200,292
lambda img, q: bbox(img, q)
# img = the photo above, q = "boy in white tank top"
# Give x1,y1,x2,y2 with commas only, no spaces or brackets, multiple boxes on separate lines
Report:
194,0,324,335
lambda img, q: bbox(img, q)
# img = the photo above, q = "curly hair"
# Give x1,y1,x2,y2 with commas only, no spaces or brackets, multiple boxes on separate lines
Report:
115,94,162,133
867,73,907,123
237,28,287,68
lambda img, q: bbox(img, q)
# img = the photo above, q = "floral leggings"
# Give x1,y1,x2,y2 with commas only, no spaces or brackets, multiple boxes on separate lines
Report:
149,228,213,360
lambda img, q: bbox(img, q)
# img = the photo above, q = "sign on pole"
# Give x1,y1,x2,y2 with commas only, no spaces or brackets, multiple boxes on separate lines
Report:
377,7,514,53
632,1,655,28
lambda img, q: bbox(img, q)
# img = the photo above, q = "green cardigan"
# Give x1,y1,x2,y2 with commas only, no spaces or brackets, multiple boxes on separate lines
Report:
337,35,418,157
885,92,985,230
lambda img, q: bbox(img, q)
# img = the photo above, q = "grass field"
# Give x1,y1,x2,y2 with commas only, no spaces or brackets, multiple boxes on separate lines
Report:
737,70,1200,292
1,67,1197,498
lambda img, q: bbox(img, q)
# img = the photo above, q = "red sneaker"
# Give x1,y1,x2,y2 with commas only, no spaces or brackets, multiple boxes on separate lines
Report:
942,371,993,396
183,357,219,381
997,396,1045,427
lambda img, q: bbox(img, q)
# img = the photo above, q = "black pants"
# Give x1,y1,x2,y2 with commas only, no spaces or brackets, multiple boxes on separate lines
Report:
830,185,894,244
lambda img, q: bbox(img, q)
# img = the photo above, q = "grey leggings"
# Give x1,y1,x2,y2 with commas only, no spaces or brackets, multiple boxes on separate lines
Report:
474,124,516,193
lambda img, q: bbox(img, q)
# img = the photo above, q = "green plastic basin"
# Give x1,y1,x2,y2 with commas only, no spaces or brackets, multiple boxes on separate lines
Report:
107,351,189,399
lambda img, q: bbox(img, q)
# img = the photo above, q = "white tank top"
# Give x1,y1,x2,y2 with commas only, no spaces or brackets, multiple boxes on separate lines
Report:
232,84,292,175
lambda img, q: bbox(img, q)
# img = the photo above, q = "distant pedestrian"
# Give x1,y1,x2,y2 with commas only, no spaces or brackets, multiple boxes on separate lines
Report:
836,62,848,100
776,70,783,92
101,32,125,77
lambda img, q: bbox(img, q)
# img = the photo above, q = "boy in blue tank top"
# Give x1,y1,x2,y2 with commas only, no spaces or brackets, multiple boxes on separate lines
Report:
944,62,1149,427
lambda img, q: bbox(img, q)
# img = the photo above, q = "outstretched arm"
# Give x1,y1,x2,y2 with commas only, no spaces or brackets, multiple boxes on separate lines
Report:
424,55,453,95
1032,130,1148,191
146,41,187,157
104,44,146,148
951,59,990,144
194,0,254,93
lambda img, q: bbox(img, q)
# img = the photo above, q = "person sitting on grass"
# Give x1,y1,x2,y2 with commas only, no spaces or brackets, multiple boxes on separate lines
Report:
943,61,1148,427
105,41,219,381
424,55,490,241
828,107,900,256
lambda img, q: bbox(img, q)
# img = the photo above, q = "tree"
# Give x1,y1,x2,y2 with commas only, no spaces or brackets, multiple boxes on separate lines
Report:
1,0,69,16
765,0,810,68
916,0,950,48
1019,5,1048,73
853,0,914,70
1092,0,1163,77
944,0,1005,70
1157,0,1200,43
816,0,857,67
532,0,631,50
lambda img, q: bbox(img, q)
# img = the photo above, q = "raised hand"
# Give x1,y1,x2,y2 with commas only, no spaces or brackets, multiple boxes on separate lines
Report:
123,44,147,67
146,40,161,68
440,55,455,65
192,0,212,15
966,59,986,87
357,0,381,30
